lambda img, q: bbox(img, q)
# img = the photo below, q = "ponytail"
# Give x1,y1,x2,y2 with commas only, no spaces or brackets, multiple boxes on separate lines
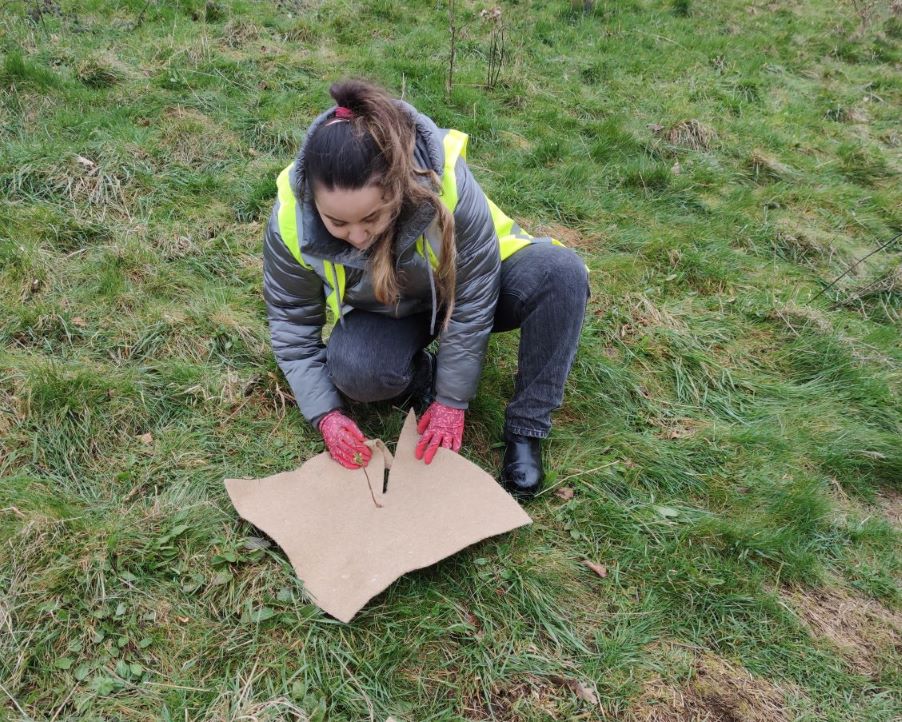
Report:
302,79,457,327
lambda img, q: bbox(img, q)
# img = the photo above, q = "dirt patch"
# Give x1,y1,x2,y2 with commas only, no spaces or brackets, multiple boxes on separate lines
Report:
632,653,791,722
784,583,901,677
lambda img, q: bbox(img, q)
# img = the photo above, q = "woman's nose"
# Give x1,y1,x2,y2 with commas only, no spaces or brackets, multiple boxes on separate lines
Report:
347,226,368,245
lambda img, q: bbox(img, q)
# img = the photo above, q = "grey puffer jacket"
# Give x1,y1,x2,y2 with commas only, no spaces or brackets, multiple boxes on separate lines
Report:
263,102,500,427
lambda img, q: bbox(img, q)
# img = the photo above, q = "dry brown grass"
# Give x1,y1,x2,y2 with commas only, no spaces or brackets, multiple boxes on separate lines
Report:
617,295,689,342
747,150,795,182
769,217,842,265
842,266,902,304
783,583,901,678
663,120,717,151
75,52,133,87
531,222,604,252
461,673,591,720
220,18,261,49
875,488,902,529
653,417,709,441
632,652,793,722
159,107,240,168
825,106,870,124
51,156,132,216
768,303,834,335
768,302,897,367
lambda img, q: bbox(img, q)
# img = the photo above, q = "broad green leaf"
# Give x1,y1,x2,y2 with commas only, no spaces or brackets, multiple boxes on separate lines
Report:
248,607,276,624
91,676,123,696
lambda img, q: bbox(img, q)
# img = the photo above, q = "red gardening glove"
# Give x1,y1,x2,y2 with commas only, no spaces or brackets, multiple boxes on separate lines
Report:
318,410,372,470
415,401,465,465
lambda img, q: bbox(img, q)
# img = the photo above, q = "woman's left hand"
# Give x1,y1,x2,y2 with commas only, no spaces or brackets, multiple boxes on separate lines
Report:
415,402,465,464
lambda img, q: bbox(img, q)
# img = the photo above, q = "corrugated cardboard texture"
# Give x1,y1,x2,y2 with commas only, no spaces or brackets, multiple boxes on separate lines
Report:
225,410,532,622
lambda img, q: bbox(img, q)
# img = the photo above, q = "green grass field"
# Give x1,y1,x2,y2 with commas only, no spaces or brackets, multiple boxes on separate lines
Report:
1,0,900,719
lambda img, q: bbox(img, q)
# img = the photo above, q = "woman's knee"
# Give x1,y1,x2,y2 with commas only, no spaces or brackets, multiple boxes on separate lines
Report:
547,246,589,304
326,350,412,402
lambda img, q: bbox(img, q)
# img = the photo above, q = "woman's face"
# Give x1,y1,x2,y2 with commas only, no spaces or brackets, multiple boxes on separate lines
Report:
313,183,394,251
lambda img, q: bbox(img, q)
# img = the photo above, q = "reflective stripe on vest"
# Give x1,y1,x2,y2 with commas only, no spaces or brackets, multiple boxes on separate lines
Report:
275,166,344,317
416,236,439,269
275,166,311,270
439,128,468,212
321,260,346,319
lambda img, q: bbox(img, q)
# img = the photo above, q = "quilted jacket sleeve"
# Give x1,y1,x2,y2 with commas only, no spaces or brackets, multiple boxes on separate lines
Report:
263,208,344,427
434,158,502,409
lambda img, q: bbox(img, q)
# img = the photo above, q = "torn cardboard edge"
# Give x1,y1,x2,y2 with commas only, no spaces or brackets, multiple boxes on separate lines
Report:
225,410,531,622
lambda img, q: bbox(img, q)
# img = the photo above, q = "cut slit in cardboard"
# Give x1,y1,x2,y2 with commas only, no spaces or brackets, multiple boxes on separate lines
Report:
224,410,532,623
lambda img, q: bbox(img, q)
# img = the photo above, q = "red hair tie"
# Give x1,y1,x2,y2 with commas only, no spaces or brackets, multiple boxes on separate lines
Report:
334,106,355,120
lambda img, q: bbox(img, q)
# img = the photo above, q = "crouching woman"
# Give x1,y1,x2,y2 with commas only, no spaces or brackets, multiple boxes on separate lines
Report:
263,80,588,498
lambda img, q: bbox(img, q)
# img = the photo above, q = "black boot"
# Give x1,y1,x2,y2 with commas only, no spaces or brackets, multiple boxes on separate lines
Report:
395,350,436,414
417,349,437,411
500,433,544,499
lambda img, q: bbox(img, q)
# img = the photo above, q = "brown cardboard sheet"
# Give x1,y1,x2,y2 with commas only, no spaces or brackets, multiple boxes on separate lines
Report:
225,410,532,622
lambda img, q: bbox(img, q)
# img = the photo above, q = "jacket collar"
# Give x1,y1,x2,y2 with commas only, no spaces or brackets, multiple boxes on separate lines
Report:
292,101,444,269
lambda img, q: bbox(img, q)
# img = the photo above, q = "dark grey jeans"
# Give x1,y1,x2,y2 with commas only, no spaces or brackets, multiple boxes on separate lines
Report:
325,244,589,438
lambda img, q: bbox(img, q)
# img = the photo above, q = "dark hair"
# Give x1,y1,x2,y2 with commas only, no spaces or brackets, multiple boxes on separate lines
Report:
302,109,389,191
302,79,456,324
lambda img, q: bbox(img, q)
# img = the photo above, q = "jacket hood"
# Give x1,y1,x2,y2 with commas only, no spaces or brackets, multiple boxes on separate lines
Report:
291,100,445,270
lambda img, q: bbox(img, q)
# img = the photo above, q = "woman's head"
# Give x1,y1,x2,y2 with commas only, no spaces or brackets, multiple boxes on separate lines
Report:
301,80,456,320
302,80,413,250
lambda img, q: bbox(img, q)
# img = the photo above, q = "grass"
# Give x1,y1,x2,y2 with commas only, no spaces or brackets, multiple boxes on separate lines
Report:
1,0,900,719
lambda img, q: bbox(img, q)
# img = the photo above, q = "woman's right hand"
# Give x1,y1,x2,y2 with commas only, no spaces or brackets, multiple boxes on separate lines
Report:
319,410,372,469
